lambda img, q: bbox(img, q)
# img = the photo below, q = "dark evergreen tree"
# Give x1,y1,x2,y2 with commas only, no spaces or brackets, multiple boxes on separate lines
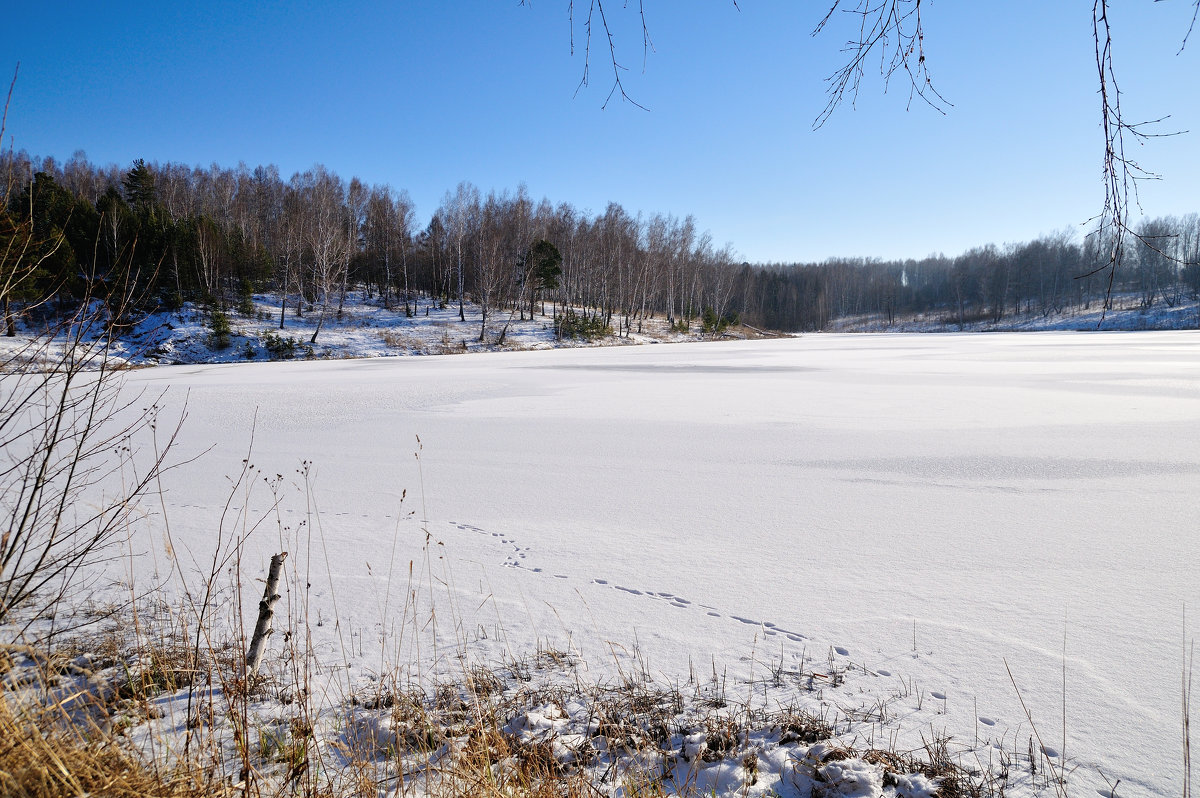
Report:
122,159,157,213
527,238,562,318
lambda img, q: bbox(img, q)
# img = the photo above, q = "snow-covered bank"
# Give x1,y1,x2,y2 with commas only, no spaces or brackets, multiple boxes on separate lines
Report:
830,292,1200,333
6,289,1197,373
0,292,773,369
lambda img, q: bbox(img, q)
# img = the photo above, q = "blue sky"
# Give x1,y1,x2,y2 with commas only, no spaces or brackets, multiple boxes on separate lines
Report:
2,1,1197,263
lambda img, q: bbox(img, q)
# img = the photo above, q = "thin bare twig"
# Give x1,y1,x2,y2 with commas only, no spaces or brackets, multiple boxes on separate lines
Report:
1078,0,1188,324
1165,0,1200,53
1,64,19,202
812,0,950,129
569,0,650,110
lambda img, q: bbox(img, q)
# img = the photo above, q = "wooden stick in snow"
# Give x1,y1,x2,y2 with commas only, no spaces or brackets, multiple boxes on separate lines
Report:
246,551,287,679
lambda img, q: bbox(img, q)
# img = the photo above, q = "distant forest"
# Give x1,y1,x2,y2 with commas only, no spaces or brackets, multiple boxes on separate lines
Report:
3,151,1199,337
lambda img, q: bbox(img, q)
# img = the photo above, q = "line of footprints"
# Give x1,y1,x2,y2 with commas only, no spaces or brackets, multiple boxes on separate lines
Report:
449,520,817,648
440,520,1021,744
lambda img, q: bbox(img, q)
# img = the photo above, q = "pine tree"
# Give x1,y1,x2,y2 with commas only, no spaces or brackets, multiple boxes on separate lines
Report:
528,239,562,319
122,159,157,213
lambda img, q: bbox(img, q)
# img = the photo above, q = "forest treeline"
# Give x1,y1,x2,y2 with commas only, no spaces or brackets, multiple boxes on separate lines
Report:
3,150,1199,339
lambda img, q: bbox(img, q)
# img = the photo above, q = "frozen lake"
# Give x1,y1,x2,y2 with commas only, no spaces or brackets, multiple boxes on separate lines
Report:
119,331,1200,795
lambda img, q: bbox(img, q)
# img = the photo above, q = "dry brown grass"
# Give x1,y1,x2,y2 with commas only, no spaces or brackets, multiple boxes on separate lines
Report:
377,330,425,351
377,329,470,355
0,695,221,798
0,627,1011,798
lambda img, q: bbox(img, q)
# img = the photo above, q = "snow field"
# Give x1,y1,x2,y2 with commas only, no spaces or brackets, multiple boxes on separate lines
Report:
64,331,1200,795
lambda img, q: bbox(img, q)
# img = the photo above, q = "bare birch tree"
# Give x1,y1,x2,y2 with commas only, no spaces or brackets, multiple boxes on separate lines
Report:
299,167,348,344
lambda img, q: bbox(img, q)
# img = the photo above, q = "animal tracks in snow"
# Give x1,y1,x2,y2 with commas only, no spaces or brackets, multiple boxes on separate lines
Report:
449,520,540,566
448,520,535,569
444,519,871,665
594,582,814,646
439,519,988,749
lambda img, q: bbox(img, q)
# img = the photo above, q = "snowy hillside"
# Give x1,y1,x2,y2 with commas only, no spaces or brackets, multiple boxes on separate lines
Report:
5,292,771,368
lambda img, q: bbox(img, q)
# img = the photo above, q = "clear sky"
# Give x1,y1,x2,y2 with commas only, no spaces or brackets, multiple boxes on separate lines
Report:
2,1,1197,263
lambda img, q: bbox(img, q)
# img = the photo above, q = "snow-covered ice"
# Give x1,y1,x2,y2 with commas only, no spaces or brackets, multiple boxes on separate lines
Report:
30,330,1200,796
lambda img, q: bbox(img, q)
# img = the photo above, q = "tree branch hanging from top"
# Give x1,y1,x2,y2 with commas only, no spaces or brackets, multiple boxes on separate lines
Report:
1083,0,1183,316
811,0,950,129
545,1,1196,320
